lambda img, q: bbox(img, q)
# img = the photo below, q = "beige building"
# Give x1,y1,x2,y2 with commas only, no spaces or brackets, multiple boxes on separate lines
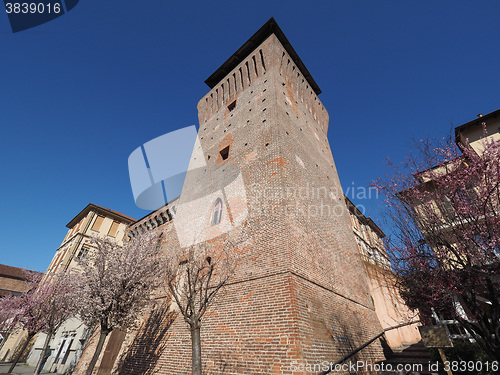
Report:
345,197,421,350
0,204,134,374
455,109,500,154
411,109,500,255
406,109,500,345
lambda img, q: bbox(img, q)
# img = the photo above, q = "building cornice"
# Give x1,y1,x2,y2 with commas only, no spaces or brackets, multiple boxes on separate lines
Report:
344,195,385,238
454,108,500,144
66,203,136,229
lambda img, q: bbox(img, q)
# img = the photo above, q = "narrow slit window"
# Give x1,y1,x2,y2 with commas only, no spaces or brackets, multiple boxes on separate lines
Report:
212,198,223,226
239,67,244,87
245,61,251,82
228,100,236,112
259,49,266,71
179,253,189,265
252,55,258,76
220,146,230,160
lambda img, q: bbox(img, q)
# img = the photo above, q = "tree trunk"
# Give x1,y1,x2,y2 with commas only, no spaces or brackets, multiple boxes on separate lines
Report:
190,325,202,375
85,329,110,375
7,332,34,373
34,330,52,375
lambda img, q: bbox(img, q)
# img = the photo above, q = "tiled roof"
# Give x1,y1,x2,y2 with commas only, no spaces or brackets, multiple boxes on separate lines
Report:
0,264,29,280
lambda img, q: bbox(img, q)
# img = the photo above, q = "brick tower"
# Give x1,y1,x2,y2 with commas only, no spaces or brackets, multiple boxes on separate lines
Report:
122,18,385,375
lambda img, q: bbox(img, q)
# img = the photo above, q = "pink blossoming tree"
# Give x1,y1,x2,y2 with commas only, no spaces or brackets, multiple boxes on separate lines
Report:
74,232,163,375
0,270,77,374
373,133,500,360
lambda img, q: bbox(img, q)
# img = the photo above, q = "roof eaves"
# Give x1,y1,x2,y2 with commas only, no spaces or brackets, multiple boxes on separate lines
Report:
205,17,321,95
66,203,136,228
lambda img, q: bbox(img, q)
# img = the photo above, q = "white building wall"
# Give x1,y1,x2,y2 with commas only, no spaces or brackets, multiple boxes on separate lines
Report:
26,318,90,374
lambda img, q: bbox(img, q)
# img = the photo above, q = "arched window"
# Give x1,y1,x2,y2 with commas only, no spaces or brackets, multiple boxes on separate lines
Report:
212,198,223,226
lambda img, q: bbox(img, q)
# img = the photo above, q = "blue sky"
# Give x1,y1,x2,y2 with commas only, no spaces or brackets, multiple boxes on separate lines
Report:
1,1,499,272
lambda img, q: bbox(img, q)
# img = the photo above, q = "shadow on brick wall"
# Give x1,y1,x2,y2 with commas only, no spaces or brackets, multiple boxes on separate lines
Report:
117,302,177,375
326,311,364,367
323,309,385,373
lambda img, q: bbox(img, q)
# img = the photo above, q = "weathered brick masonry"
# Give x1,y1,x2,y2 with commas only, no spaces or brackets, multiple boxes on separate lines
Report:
77,18,385,375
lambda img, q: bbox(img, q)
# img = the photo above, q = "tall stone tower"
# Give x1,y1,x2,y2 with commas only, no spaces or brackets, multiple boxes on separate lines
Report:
125,18,385,375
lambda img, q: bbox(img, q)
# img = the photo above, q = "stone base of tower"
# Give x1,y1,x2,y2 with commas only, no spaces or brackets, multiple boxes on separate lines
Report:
114,272,384,375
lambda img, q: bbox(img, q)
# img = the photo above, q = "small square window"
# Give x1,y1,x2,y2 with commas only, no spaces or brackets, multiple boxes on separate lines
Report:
228,100,236,112
220,146,230,161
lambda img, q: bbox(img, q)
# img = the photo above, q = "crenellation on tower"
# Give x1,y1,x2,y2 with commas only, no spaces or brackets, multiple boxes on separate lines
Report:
198,29,329,134
276,41,329,133
197,40,269,124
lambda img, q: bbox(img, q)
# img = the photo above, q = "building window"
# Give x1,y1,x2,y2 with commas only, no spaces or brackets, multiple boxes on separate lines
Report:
211,198,223,226
76,246,90,260
108,221,119,237
61,334,75,365
438,195,456,219
91,215,104,231
220,146,230,161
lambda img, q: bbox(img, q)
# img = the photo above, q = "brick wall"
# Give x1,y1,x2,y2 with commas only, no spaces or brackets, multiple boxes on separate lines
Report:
113,273,382,375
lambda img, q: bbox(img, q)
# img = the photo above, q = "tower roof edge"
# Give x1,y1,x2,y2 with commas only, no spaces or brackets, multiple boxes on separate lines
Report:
204,17,322,95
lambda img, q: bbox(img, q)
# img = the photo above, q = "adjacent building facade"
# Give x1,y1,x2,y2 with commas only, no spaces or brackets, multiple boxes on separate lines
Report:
455,109,500,153
399,109,500,356
345,197,421,350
